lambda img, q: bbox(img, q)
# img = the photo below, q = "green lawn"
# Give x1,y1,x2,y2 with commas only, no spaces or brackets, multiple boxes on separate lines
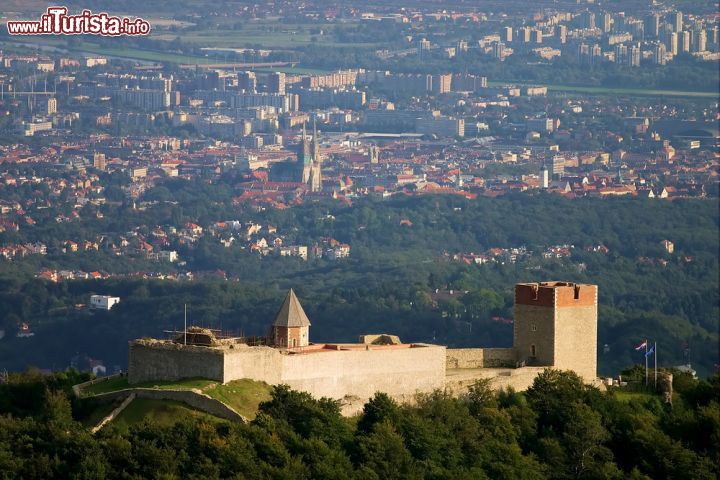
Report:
81,376,271,420
611,390,657,403
71,41,214,64
204,379,273,420
2,38,214,65
155,31,380,48
109,398,227,432
82,377,216,396
488,81,718,98
152,21,380,49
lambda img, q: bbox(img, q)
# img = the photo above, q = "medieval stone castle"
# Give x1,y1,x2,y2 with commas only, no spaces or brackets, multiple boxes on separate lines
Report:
128,281,598,413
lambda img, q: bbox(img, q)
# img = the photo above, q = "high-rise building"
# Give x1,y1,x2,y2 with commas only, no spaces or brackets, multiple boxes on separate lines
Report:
614,44,628,65
629,20,645,39
681,30,691,52
668,32,679,55
493,42,506,60
582,11,596,30
533,29,543,44
550,155,565,177
557,25,567,44
93,153,106,171
629,44,641,66
419,38,431,58
696,29,707,52
577,43,590,64
513,282,598,381
238,71,257,93
602,13,612,33
268,72,286,94
653,43,667,65
503,26,513,43
520,26,531,43
614,13,626,32
673,11,683,33
591,44,603,64
39,97,57,115
644,13,660,38
431,74,452,94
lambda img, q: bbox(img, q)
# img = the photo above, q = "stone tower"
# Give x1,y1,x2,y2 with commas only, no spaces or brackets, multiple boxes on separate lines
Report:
271,289,311,349
513,282,597,381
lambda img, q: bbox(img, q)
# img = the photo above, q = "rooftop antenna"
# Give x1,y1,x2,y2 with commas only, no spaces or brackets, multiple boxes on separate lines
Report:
184,304,187,345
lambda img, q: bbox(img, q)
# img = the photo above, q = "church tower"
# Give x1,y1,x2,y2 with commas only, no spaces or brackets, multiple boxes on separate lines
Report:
299,123,312,184
310,119,322,192
271,289,311,349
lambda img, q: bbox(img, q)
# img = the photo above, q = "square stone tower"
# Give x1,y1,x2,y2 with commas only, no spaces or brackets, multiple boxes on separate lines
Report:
513,282,598,381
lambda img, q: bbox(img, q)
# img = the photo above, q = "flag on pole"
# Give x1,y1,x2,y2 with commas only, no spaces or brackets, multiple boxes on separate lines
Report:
645,345,655,357
635,341,648,351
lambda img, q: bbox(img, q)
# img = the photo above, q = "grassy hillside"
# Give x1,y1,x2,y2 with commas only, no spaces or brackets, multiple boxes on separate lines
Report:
80,376,273,425
110,398,226,432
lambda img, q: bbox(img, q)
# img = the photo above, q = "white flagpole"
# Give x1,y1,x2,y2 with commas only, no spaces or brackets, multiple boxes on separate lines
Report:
184,304,187,345
654,341,658,389
645,340,648,387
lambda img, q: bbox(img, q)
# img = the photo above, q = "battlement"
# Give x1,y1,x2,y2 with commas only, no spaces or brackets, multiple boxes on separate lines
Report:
515,282,597,308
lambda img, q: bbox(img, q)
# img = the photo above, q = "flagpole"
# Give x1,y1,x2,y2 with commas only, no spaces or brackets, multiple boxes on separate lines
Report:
654,341,657,389
645,339,648,386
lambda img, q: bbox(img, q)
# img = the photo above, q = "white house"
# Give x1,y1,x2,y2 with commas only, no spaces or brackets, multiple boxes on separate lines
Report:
90,295,120,310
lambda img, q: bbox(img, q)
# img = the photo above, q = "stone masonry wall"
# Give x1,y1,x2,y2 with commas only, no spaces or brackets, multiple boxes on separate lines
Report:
553,305,598,381
445,366,548,395
223,346,283,384
128,342,224,384
513,304,555,366
279,345,447,406
445,348,516,369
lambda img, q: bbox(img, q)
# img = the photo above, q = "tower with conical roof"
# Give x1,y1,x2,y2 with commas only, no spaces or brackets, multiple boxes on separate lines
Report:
271,289,311,348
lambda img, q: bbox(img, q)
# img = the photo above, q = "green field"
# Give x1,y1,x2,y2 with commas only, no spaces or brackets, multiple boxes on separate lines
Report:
152,21,380,49
80,376,272,421
610,390,658,403
488,81,718,98
2,38,214,65
204,379,272,420
82,376,217,396
72,42,215,64
110,398,227,432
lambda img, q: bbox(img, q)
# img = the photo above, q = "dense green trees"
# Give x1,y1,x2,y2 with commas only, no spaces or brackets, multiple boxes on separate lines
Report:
0,369,717,479
0,191,717,376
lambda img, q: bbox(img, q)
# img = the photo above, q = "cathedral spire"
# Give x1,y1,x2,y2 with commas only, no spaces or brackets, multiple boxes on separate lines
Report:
300,122,310,165
312,118,320,163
